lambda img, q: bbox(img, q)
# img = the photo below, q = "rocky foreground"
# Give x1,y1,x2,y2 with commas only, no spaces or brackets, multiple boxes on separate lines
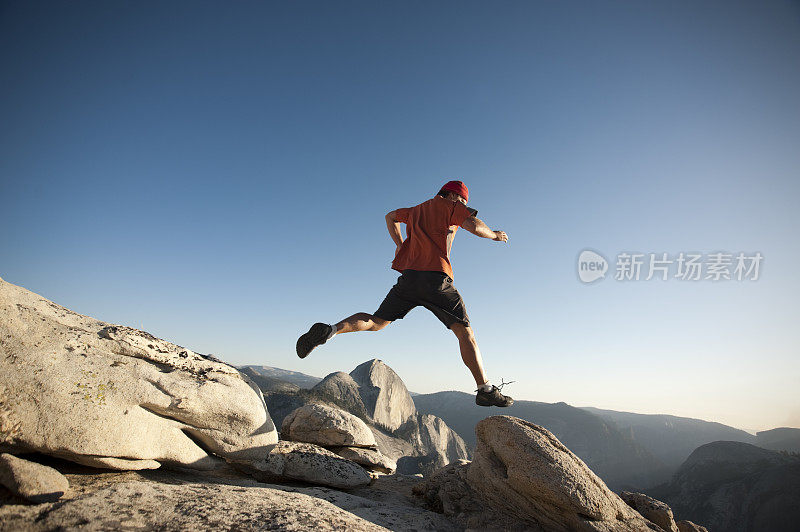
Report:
0,458,455,531
0,276,707,531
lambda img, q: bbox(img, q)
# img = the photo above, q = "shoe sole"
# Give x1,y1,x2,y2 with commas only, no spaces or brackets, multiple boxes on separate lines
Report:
296,322,330,359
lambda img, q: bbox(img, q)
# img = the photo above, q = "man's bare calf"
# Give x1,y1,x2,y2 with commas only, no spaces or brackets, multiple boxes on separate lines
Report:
331,312,392,334
449,322,489,388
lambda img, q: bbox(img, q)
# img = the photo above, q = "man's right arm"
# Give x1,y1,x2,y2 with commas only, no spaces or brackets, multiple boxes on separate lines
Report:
461,216,509,242
385,209,405,249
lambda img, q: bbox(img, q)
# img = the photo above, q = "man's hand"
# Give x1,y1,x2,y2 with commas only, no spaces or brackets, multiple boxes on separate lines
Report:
395,244,402,257
493,230,508,242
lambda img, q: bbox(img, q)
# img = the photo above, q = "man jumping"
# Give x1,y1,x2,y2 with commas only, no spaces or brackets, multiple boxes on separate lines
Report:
296,180,513,407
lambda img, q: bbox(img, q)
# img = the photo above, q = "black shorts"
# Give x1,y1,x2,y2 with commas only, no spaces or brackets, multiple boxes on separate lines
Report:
374,269,470,329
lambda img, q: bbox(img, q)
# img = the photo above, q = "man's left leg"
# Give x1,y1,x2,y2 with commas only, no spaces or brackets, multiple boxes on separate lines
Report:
449,322,488,387
419,273,514,408
449,322,514,407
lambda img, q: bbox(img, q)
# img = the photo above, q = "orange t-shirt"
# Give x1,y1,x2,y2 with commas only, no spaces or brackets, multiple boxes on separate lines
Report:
391,195,473,279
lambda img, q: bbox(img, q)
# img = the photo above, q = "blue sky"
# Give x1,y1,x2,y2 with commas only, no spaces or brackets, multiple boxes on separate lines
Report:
2,1,798,431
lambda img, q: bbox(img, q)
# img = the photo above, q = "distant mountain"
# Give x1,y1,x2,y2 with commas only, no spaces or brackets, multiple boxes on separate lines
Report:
648,441,800,532
414,390,662,490
239,366,300,394
238,365,322,389
580,406,756,479
756,427,800,453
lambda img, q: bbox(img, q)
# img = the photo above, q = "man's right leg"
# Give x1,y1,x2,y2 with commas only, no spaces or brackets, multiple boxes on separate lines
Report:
333,313,392,334
297,272,411,359
296,313,391,359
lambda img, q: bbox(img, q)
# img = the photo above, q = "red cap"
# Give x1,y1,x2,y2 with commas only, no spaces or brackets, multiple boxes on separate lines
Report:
439,180,469,203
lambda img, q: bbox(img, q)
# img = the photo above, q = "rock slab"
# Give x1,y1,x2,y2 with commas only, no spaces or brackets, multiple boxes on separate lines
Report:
0,453,69,503
247,441,372,489
416,415,660,531
282,403,376,448
0,276,278,471
621,491,678,532
676,521,709,532
467,416,657,531
333,446,397,474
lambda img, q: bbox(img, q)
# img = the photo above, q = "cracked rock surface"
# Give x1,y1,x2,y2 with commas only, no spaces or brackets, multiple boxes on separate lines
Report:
0,276,278,470
0,459,456,531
